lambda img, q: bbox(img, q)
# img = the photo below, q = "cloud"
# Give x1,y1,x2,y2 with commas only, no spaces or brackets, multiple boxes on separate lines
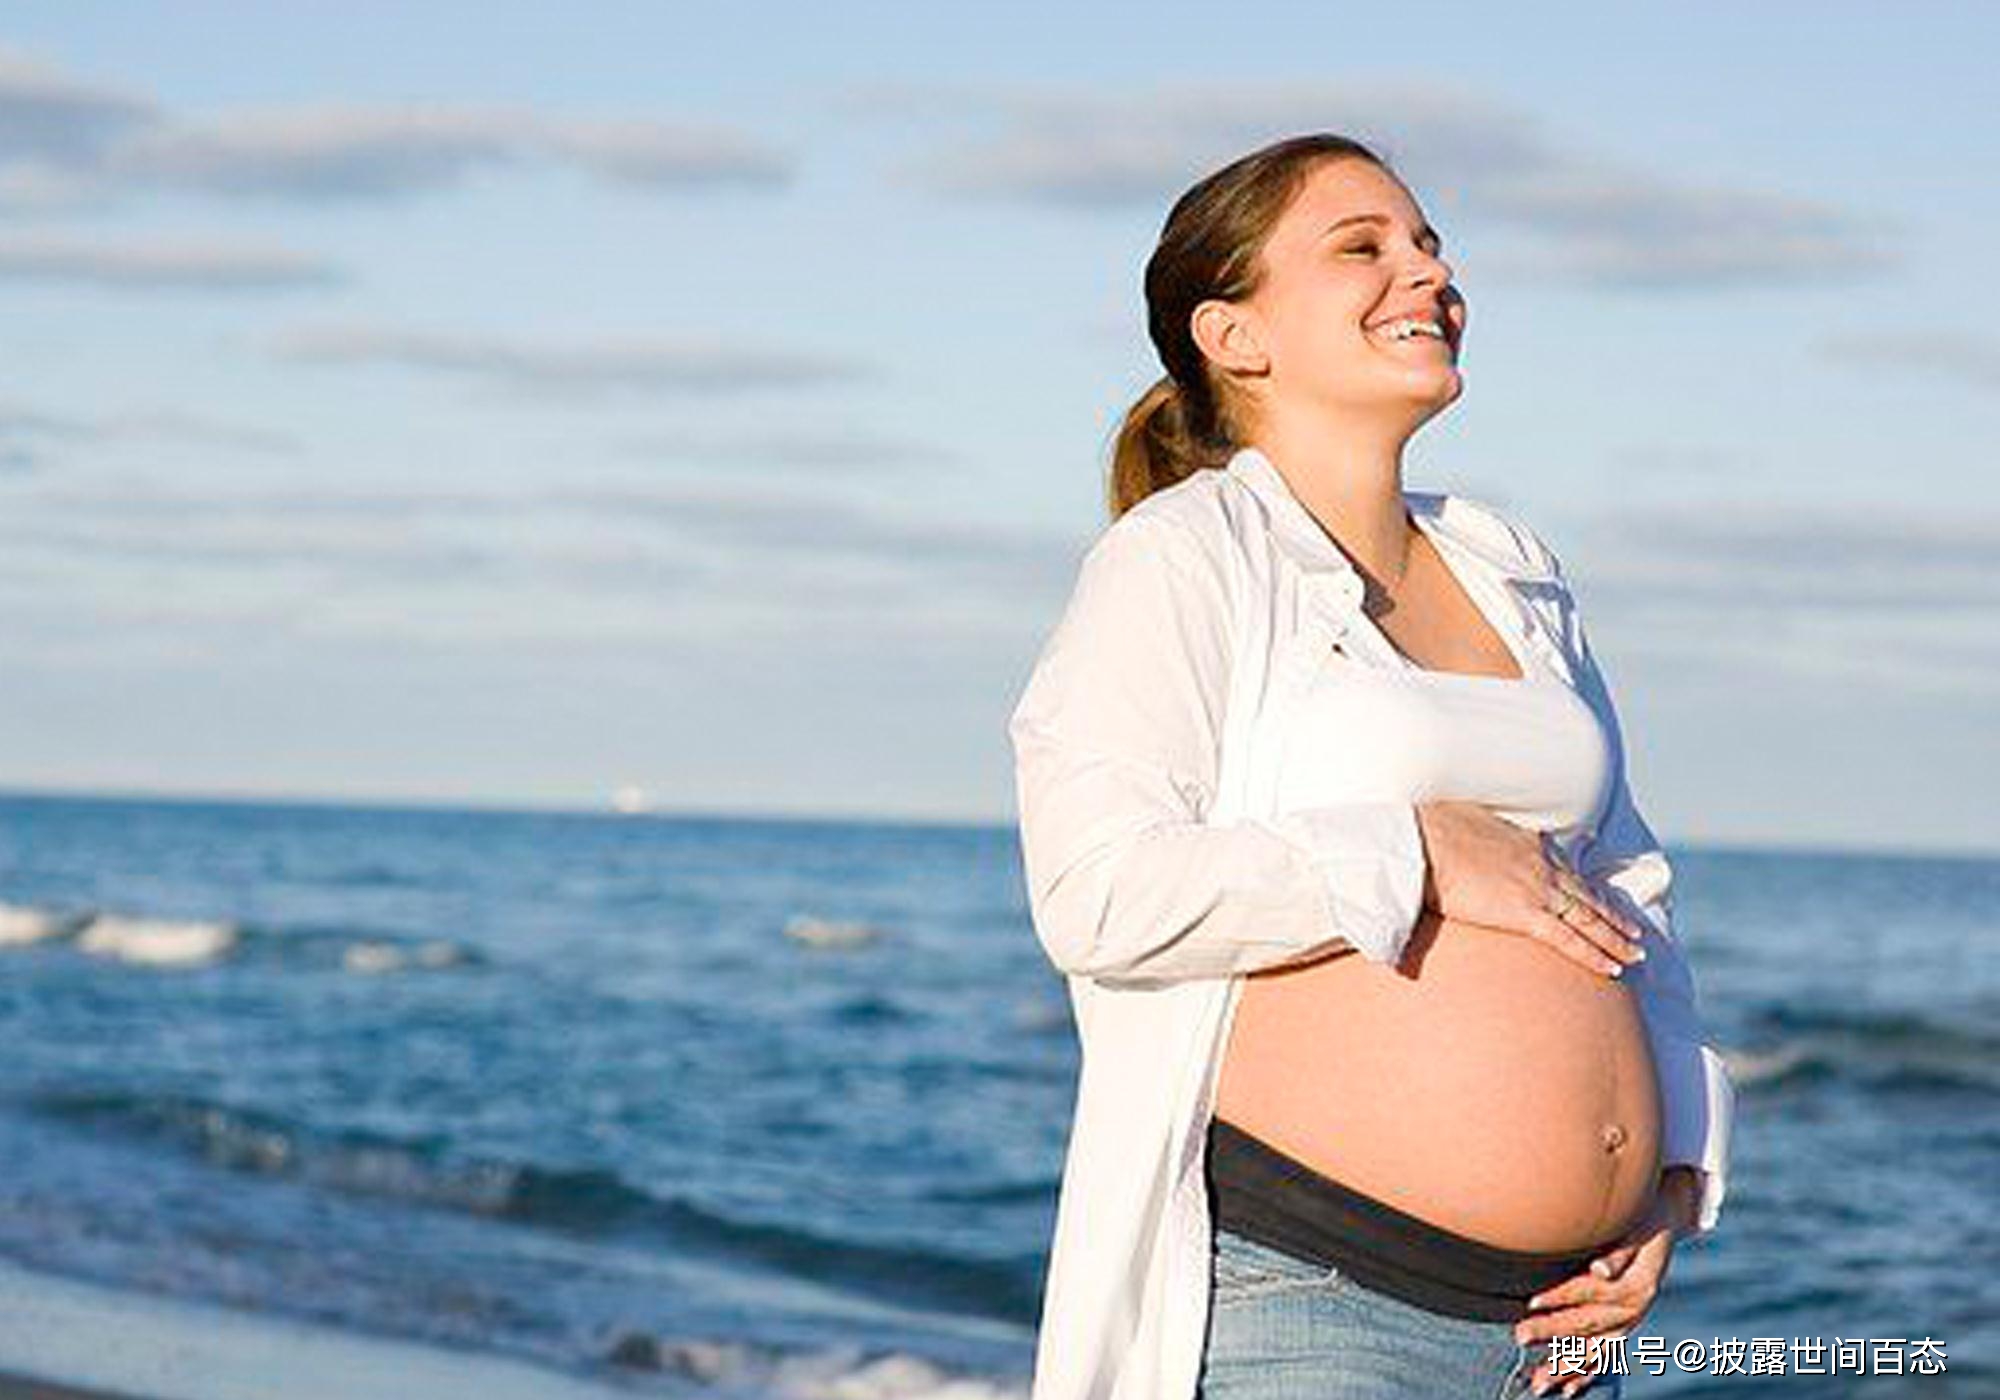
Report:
0,401,302,472
107,105,792,201
0,477,1080,646
874,78,1896,290
1558,501,2000,694
539,481,1075,579
7,516,496,580
1814,330,2000,394
617,426,949,474
0,232,340,288
268,324,871,397
0,45,155,162
0,400,299,450
870,79,1527,206
535,117,790,189
0,403,89,441
103,102,542,200
3,482,513,524
1469,160,1898,289
0,157,111,213
1573,502,2000,604
0,46,790,211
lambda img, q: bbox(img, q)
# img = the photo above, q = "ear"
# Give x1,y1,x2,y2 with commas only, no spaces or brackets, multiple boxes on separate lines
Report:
1190,298,1269,379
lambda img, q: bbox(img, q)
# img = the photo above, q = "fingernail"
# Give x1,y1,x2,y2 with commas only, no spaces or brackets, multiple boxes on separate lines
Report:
1591,1260,1613,1279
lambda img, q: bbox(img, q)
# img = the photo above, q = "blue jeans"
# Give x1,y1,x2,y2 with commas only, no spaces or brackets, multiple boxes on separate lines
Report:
1200,1226,1623,1400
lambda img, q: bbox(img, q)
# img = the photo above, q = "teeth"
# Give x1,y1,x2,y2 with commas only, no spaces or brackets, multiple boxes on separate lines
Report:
1376,317,1445,342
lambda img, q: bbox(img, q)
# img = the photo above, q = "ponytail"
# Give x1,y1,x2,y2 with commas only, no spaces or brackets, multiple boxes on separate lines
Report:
1107,375,1233,520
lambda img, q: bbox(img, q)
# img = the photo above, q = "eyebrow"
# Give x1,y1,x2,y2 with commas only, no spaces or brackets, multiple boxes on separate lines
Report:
1322,213,1444,254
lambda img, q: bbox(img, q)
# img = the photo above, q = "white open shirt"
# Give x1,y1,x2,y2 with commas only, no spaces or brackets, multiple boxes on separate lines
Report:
1006,446,1735,1400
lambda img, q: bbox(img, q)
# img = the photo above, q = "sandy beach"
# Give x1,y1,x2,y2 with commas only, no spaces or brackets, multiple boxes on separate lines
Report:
0,1376,142,1400
0,1256,635,1400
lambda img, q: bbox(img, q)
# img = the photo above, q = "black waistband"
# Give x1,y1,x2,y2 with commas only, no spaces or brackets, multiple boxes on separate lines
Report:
1205,1116,1610,1322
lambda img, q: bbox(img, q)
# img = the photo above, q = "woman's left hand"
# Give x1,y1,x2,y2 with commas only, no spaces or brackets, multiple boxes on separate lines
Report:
1513,1168,1700,1396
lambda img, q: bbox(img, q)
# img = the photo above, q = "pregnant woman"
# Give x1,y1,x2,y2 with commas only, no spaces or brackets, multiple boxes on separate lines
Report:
1008,134,1734,1400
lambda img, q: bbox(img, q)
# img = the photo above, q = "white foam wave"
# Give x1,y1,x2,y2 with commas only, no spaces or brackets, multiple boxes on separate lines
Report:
76,915,238,967
784,915,882,949
0,901,85,946
341,939,467,975
603,1333,1025,1399
775,1350,1027,1399
1721,1042,1815,1086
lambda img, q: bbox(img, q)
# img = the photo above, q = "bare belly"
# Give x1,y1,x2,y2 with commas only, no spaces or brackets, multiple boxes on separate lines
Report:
1213,909,1664,1252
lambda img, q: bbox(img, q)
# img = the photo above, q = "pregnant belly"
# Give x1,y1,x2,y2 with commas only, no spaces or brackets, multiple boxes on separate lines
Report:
1212,908,1664,1253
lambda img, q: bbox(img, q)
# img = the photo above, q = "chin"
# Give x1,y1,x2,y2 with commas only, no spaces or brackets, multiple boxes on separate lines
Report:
1399,371,1464,428
1397,365,1463,407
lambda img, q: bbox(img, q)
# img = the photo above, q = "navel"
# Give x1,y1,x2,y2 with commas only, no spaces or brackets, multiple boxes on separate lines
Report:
1600,1122,1629,1153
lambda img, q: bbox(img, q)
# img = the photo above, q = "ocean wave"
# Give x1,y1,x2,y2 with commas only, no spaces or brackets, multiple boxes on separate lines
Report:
785,914,884,948
1727,1003,2000,1096
77,914,240,966
1719,1043,1823,1089
0,900,91,946
1008,997,1070,1036
23,1088,1039,1322
339,938,471,974
0,897,477,975
266,924,483,976
599,1331,1028,1398
829,993,915,1025
27,1088,655,1226
925,1177,1060,1207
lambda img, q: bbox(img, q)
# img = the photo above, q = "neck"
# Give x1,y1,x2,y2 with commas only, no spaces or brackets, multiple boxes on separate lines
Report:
1251,403,1417,588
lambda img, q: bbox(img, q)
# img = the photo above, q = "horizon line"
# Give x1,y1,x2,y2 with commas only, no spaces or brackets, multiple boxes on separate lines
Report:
1,782,1994,864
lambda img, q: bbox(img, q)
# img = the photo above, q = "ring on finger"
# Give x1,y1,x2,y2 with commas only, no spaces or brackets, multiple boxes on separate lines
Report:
1556,872,1596,923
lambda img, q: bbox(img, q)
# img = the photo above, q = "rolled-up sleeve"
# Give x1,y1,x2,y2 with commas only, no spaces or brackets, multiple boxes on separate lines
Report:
1008,510,1428,989
1567,617,1735,1240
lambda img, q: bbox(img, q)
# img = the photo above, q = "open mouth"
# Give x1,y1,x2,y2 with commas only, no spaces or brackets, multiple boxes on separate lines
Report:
1368,319,1453,353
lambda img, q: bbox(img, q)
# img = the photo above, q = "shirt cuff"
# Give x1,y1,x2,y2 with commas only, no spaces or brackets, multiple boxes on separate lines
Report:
1663,1043,1734,1239
1261,802,1428,967
1689,1165,1725,1239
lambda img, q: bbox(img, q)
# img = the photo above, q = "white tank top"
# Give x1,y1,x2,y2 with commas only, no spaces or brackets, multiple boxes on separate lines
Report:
1274,586,1615,839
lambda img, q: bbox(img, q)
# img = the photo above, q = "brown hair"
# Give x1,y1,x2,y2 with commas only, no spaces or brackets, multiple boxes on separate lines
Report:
1108,133,1390,519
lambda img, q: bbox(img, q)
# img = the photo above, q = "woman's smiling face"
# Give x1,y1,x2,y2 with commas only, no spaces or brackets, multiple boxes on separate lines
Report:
1205,157,1466,431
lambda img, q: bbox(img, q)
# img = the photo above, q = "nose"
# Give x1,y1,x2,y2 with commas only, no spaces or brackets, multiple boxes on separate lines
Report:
1405,246,1454,290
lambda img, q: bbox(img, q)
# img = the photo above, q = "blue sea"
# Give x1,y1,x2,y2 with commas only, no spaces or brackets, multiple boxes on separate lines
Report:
1,792,1994,1398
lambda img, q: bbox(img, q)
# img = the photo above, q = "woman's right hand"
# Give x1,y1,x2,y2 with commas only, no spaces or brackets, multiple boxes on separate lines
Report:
1413,800,1648,978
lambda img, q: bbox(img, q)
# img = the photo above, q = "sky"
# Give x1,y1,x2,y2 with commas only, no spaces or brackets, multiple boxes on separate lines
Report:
1,1,1996,854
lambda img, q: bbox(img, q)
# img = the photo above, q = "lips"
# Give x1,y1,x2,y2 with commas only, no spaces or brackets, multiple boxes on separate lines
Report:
1367,322,1450,352
1366,308,1457,352
1373,325,1446,347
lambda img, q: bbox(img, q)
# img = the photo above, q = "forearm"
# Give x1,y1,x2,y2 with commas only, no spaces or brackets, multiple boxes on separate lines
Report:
1017,788,1429,984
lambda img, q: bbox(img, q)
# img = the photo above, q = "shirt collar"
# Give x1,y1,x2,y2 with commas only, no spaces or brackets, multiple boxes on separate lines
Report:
1223,445,1557,586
